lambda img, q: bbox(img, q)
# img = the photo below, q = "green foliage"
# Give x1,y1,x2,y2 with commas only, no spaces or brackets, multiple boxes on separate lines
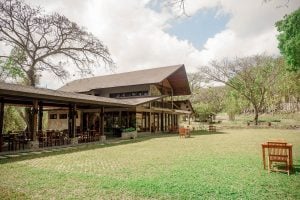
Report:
123,127,136,132
3,106,26,133
0,47,26,81
224,89,248,121
276,8,300,71
192,87,226,120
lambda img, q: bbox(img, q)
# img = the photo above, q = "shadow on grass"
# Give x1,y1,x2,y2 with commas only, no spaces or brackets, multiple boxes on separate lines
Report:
292,165,300,174
0,131,227,164
190,130,227,136
0,133,183,164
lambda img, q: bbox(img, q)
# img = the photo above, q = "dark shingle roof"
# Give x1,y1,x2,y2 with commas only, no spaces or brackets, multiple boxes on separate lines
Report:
59,64,190,95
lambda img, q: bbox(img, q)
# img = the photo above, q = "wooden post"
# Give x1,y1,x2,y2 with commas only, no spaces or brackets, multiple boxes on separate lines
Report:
68,104,72,137
68,104,77,138
32,100,38,141
127,111,129,127
80,111,83,132
86,113,89,130
149,103,152,132
161,113,164,132
0,99,4,152
72,104,76,138
119,111,122,127
38,102,43,131
100,106,104,136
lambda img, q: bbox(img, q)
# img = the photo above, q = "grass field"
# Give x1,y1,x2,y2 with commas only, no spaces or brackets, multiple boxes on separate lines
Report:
0,129,299,199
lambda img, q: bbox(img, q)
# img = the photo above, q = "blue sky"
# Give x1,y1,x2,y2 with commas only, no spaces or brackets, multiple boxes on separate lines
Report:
167,9,230,49
24,0,300,89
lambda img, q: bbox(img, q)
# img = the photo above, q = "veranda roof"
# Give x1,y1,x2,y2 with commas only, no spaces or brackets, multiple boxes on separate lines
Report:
0,82,165,107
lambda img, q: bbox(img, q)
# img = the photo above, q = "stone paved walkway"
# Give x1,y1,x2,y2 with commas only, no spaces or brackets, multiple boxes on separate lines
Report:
0,138,129,160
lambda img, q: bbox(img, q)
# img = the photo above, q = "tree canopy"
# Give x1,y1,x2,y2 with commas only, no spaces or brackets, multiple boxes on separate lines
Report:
0,0,113,86
276,8,300,72
201,55,282,125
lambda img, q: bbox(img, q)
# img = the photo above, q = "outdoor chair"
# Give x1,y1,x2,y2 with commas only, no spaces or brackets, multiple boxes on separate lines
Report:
179,127,187,138
267,141,290,175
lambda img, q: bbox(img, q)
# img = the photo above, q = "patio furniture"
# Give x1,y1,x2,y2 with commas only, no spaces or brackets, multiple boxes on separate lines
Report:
179,127,190,138
261,141,293,175
267,141,291,175
208,125,216,132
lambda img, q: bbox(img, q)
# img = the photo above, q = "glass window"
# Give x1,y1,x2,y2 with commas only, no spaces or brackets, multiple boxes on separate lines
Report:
49,114,57,119
59,114,68,119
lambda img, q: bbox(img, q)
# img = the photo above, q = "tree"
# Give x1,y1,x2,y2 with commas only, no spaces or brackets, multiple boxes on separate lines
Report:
224,89,249,121
0,0,113,87
187,72,205,102
276,8,300,72
0,47,26,81
201,55,282,125
193,86,226,121
0,0,113,136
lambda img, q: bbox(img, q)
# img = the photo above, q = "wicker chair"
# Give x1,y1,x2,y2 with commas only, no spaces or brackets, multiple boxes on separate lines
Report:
267,142,290,175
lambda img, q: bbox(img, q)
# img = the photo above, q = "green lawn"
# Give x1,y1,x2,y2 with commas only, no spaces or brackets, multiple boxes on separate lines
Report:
0,129,299,199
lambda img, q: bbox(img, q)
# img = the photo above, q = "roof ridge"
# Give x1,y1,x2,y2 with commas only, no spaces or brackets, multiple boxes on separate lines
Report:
64,64,184,85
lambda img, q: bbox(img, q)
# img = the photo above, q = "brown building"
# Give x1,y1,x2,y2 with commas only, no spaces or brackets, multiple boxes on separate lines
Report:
0,64,193,152
50,64,193,137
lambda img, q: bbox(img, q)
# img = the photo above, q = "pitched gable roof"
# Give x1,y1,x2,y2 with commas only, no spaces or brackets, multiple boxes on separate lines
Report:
59,64,191,96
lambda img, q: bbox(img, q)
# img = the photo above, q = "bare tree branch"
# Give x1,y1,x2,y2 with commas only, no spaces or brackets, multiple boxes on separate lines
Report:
199,55,282,124
0,0,114,86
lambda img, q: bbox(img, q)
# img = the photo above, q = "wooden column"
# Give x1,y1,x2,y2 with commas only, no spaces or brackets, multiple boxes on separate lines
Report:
126,111,129,127
86,113,89,130
68,104,77,138
72,104,76,138
38,102,43,131
68,104,72,137
160,113,164,132
100,107,104,136
149,102,152,132
32,100,38,141
119,111,122,127
80,111,84,132
0,99,4,152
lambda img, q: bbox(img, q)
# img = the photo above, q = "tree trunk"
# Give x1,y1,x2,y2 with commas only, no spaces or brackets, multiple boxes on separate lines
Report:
254,107,259,125
25,67,37,139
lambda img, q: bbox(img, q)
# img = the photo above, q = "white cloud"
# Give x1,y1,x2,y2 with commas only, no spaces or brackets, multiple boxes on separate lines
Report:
23,0,300,89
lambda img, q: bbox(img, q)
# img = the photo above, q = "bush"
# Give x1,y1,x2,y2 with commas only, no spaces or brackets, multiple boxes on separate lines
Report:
123,127,135,132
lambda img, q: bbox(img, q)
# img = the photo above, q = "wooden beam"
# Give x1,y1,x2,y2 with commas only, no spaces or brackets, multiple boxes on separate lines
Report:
0,99,4,152
38,102,43,131
72,104,77,138
161,113,164,132
100,106,104,136
32,100,38,141
68,104,77,138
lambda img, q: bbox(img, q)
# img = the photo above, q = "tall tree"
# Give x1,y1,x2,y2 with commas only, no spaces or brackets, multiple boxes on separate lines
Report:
0,0,113,86
276,8,300,72
187,72,204,102
0,0,113,136
201,55,282,125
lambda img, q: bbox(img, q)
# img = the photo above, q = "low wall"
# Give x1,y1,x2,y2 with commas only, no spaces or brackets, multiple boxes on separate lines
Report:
121,131,137,139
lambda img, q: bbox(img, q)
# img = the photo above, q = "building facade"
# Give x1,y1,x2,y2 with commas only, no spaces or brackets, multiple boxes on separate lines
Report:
48,64,193,137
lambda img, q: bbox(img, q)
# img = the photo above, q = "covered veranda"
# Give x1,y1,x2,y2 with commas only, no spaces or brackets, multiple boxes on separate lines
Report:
0,82,133,152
